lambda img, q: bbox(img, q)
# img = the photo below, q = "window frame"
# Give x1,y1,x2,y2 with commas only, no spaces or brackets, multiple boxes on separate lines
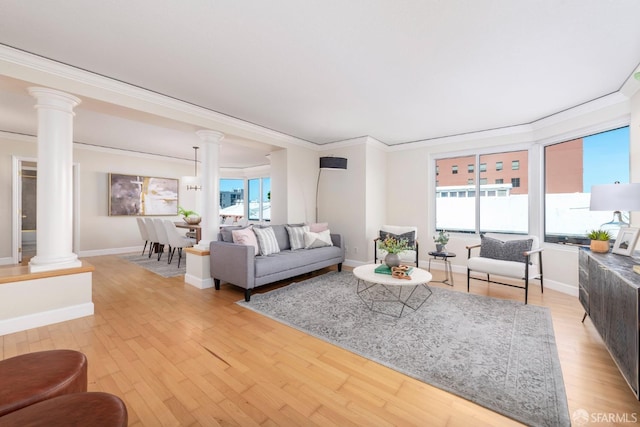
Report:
431,118,631,245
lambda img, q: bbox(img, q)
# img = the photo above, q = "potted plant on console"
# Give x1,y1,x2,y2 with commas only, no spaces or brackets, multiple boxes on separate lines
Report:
587,229,611,253
178,206,201,225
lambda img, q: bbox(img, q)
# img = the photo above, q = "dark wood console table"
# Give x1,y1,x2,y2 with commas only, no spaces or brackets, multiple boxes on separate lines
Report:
579,248,640,398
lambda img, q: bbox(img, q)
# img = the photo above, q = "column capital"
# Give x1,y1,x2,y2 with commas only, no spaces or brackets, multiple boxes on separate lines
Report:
28,87,81,113
196,129,225,144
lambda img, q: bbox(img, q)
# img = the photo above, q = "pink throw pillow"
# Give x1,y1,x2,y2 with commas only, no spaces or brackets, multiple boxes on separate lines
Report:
308,222,329,233
232,226,259,256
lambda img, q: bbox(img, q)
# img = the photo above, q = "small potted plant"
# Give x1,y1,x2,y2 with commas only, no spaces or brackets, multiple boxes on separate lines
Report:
587,229,611,253
433,230,450,253
378,236,409,268
178,206,201,225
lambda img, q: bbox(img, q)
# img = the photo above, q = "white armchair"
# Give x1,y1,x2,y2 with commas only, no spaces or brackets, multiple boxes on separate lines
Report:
466,234,544,304
374,225,419,267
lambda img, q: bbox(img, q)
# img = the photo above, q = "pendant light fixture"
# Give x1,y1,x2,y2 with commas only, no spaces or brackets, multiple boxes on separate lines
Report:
182,146,202,190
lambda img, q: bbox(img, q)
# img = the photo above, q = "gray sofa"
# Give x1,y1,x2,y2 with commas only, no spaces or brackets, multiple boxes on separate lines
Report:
210,224,345,301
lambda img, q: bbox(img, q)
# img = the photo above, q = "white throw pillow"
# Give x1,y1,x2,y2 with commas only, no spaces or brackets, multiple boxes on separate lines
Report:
253,226,281,256
285,225,309,250
304,229,333,249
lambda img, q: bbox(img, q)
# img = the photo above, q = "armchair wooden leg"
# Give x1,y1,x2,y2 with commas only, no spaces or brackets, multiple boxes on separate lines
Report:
467,269,471,293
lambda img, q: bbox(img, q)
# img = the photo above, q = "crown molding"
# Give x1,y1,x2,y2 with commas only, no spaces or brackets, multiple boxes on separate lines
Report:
0,45,316,151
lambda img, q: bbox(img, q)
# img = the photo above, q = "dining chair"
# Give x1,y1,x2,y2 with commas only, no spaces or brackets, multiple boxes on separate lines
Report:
163,220,195,268
136,217,150,256
143,218,159,259
153,218,171,261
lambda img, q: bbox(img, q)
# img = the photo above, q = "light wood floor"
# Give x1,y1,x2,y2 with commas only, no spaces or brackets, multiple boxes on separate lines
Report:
2,256,640,426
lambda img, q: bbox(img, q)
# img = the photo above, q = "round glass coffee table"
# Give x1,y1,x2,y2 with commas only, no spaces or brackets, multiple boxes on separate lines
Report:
353,264,433,317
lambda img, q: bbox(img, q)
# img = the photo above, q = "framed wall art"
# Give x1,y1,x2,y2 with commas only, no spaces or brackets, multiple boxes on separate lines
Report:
612,227,640,256
109,173,178,216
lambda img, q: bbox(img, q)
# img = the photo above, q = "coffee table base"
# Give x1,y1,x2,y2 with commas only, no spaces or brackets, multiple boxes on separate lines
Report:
357,279,433,318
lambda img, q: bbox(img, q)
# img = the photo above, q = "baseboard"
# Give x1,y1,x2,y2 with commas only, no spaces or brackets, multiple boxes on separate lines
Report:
0,303,94,336
185,273,213,289
0,257,14,266
453,264,578,297
79,246,141,257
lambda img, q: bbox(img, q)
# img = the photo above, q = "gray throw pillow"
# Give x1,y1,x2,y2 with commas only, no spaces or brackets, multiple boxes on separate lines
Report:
379,230,416,248
221,225,247,242
479,235,533,264
285,225,309,250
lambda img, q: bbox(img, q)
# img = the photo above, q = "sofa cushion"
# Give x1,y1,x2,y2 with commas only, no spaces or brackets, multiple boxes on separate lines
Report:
255,224,290,251
253,226,281,256
254,246,343,278
479,235,533,264
232,226,259,256
286,225,309,250
304,229,333,249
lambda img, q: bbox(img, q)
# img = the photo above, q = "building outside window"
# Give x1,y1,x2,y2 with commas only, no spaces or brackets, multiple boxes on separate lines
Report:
468,164,474,173
511,178,520,188
220,179,244,221
452,165,458,174
544,126,629,244
435,150,528,234
496,161,503,171
512,160,520,170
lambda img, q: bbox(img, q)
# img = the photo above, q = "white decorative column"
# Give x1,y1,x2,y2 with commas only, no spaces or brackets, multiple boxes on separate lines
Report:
195,129,224,250
28,87,82,272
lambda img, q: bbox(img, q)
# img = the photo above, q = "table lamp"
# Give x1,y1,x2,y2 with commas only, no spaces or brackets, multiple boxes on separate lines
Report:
590,182,640,237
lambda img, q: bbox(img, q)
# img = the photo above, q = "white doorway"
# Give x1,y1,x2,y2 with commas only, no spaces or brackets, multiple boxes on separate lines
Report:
12,156,80,265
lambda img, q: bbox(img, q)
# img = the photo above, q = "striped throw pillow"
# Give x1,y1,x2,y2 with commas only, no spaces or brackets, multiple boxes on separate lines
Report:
253,226,281,256
286,225,309,250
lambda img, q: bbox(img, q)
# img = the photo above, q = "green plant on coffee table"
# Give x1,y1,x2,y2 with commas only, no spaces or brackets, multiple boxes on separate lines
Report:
378,236,409,254
587,229,611,241
433,230,450,245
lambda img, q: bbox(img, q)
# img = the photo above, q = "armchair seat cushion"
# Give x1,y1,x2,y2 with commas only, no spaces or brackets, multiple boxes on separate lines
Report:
468,256,540,279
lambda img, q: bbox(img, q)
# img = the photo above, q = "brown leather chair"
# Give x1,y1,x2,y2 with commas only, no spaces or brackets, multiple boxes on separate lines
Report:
0,349,87,417
0,392,128,427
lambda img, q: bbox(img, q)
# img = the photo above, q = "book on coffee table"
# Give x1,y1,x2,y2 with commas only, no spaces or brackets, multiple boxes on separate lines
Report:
374,264,414,275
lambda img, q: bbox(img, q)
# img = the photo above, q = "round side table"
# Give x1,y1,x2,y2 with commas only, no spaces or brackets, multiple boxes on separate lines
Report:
427,251,456,286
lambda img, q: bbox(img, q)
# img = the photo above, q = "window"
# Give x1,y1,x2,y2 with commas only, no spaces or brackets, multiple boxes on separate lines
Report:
452,165,458,174
435,150,528,234
220,179,244,209
544,126,630,244
511,178,520,188
248,177,271,222
436,165,439,176
496,161,503,171
468,164,474,173
512,160,519,170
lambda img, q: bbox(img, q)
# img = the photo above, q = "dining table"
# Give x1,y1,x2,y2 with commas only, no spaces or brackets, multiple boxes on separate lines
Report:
174,222,201,243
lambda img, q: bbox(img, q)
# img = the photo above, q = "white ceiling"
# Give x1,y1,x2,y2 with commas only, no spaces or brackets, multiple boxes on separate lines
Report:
1,0,640,165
